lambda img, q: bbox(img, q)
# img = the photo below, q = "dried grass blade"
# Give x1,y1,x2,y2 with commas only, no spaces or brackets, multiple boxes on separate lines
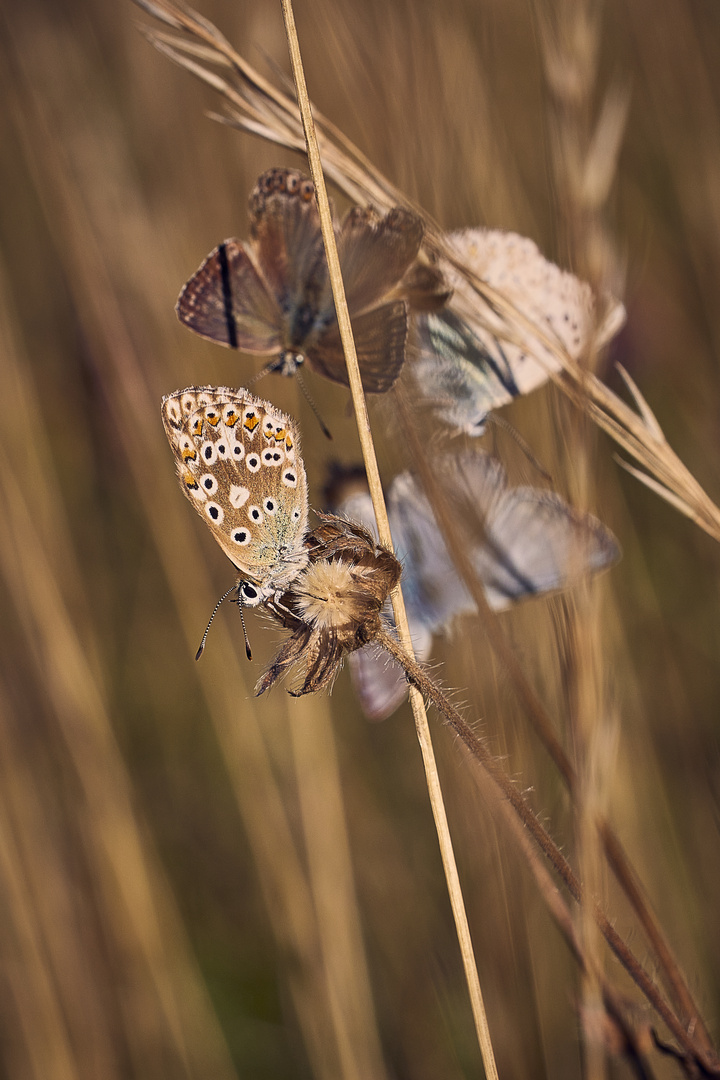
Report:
277,0,499,1074
616,362,666,441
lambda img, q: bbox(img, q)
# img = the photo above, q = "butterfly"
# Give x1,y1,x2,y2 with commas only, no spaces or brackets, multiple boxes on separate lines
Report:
177,167,447,394
334,450,620,719
410,228,626,435
161,385,309,608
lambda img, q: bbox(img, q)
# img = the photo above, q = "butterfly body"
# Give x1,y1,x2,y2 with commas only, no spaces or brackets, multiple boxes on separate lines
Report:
162,385,309,605
178,168,438,393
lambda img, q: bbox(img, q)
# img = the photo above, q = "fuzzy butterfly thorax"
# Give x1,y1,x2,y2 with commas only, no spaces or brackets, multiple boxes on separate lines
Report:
257,513,402,697
177,167,449,393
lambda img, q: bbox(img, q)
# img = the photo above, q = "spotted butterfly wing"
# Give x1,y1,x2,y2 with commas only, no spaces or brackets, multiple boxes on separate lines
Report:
162,386,309,602
411,227,626,434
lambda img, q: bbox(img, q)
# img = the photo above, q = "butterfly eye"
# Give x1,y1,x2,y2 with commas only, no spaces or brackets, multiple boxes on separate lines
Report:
248,505,264,524
246,454,261,473
282,469,297,488
200,441,217,464
199,474,218,494
292,509,301,522
232,528,251,547
263,498,277,516
239,580,261,607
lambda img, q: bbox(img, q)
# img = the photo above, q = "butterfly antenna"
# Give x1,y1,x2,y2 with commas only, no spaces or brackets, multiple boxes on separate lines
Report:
296,372,333,440
248,360,278,387
195,584,238,661
235,591,253,660
486,413,552,483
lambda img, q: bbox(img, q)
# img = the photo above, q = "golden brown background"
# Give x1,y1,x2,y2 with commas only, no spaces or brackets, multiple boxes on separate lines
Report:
1,0,719,1076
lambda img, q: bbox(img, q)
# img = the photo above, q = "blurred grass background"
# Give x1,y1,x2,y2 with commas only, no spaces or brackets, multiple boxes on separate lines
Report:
0,0,719,1076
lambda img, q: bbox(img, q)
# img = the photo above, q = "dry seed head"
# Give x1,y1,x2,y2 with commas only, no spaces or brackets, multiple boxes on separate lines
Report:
256,513,402,697
293,559,380,631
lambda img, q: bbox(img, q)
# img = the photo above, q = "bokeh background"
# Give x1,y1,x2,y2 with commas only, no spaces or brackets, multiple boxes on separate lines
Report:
1,0,719,1076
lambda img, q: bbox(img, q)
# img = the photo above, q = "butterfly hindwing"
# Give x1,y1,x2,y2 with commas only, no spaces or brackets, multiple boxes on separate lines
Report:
309,300,409,391
162,386,309,597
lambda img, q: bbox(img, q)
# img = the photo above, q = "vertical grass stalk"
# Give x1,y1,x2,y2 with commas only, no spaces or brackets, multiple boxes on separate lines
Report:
279,1,499,1075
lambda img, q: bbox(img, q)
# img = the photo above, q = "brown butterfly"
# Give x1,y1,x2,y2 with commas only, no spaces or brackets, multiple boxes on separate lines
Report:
177,167,447,393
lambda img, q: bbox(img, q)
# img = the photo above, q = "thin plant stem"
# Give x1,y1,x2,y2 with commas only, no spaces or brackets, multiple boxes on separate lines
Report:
376,628,720,1077
394,394,713,1050
278,1,499,1075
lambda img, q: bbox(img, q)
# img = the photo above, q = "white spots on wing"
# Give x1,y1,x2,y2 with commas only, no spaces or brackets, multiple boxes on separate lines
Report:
178,436,196,463
164,397,182,428
164,389,309,593
184,470,206,501
230,484,250,509
200,440,217,465
262,447,285,467
228,435,245,461
205,501,224,524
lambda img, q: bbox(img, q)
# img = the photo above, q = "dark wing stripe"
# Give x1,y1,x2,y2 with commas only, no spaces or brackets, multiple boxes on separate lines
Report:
218,242,238,349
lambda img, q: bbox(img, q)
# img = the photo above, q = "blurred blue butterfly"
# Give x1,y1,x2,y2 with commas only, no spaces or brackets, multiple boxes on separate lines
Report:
334,450,619,719
410,228,625,435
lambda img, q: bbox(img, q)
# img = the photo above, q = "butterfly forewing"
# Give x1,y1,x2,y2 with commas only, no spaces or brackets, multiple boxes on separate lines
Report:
176,241,283,353
249,169,328,333
162,386,309,597
335,206,424,315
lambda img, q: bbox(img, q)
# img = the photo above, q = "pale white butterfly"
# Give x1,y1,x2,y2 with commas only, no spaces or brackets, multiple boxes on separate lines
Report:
411,228,626,435
335,450,620,720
